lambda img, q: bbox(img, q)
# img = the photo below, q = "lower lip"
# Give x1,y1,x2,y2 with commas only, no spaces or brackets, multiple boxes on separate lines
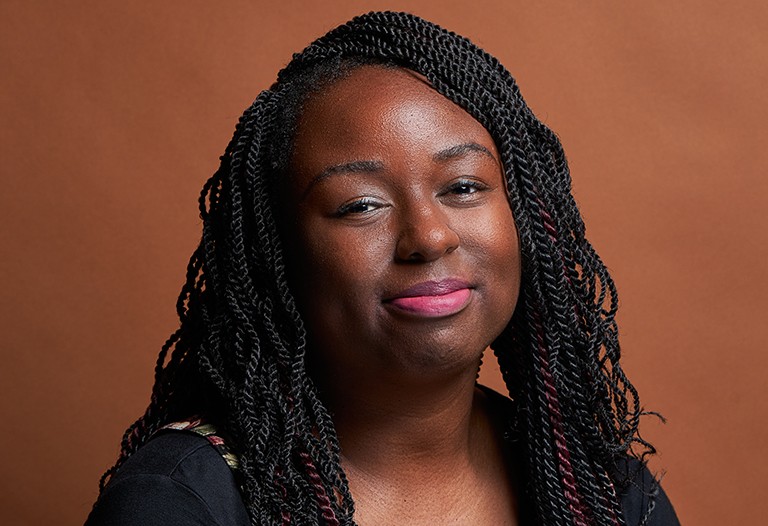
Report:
386,288,472,318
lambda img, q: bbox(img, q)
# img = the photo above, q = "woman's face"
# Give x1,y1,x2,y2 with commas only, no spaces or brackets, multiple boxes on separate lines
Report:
283,66,521,383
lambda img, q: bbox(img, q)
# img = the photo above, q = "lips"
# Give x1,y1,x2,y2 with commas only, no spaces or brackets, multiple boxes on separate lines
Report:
384,279,473,318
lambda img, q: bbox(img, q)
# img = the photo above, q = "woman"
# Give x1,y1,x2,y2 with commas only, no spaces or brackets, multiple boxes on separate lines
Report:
87,11,679,526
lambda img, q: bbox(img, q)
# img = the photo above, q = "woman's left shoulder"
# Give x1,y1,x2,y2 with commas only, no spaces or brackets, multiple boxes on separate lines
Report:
476,384,680,525
614,457,681,526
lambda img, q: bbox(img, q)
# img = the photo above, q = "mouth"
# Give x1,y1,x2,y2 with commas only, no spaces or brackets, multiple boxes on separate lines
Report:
384,279,473,318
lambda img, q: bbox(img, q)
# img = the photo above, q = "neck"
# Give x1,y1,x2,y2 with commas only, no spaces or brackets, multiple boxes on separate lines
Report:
317,362,486,480
310,356,520,525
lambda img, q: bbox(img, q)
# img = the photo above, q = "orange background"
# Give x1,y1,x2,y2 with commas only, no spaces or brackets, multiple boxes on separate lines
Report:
2,1,766,524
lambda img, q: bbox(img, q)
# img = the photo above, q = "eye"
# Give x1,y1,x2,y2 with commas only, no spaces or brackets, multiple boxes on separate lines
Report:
450,182,479,194
442,178,490,198
335,197,386,217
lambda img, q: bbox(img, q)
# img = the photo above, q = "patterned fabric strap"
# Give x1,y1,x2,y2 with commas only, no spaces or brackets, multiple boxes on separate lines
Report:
160,418,240,471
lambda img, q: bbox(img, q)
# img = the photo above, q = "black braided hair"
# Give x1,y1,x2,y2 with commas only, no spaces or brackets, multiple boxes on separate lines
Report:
98,11,656,525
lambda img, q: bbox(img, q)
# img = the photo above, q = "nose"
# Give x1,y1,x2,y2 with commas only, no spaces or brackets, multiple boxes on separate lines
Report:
394,202,460,262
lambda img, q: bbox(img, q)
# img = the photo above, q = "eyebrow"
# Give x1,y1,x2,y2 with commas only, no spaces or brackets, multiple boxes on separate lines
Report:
301,160,385,201
319,160,385,181
433,142,498,163
299,142,498,201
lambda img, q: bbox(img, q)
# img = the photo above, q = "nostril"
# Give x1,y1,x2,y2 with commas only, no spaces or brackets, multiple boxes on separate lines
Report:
395,219,460,263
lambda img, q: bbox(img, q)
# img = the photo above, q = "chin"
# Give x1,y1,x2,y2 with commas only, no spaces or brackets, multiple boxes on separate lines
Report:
374,337,487,381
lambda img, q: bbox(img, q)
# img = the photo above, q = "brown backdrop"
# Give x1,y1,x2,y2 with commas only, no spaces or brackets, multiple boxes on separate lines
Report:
2,1,766,524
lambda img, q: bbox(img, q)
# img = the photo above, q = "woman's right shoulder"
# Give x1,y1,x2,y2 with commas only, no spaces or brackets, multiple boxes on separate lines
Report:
85,431,250,526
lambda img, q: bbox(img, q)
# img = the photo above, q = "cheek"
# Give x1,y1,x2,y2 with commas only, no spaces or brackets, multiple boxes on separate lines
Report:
292,220,395,354
295,219,391,301
463,198,518,260
491,230,522,311
464,204,521,310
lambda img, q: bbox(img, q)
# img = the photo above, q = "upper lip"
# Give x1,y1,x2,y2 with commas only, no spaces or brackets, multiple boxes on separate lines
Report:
385,278,472,299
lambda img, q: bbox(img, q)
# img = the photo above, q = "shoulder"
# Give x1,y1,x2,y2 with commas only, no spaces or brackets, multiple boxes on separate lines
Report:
615,457,680,526
477,384,680,525
476,383,515,423
86,431,249,526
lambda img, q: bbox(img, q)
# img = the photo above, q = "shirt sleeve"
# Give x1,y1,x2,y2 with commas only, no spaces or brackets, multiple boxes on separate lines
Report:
85,473,224,526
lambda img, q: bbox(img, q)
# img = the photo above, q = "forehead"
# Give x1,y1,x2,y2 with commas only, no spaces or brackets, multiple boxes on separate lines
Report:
289,65,498,175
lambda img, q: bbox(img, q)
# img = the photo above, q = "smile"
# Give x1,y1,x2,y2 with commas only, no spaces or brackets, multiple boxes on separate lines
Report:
384,279,473,318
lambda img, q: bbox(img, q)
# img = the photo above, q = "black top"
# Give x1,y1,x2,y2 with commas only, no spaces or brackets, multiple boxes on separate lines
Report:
87,432,249,526
87,391,680,525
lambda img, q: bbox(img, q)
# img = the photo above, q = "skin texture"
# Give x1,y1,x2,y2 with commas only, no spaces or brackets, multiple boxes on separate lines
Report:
283,66,522,524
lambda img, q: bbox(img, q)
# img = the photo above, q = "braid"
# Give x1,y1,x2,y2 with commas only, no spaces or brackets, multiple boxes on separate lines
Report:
99,11,655,525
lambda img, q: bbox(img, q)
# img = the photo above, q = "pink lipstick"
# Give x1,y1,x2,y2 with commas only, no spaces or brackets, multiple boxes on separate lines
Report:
385,279,473,318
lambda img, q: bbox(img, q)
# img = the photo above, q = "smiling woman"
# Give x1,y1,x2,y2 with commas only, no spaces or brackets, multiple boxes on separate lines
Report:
86,11,679,526
287,67,520,385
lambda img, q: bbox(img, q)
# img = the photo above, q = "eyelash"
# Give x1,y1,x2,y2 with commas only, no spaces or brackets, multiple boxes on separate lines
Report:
335,179,489,216
442,178,490,197
336,197,382,216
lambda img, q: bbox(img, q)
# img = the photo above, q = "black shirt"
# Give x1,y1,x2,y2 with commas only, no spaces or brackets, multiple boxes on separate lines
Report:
87,396,679,525
86,432,250,526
